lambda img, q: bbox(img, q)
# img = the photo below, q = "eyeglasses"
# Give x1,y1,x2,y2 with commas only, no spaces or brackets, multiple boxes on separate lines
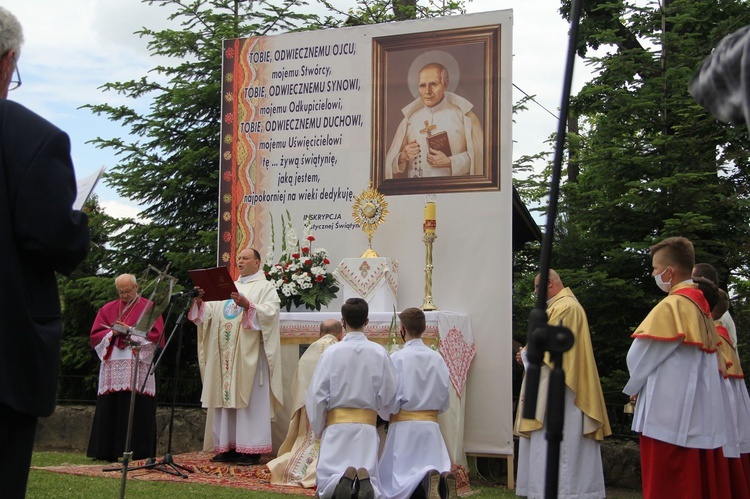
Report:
8,57,21,91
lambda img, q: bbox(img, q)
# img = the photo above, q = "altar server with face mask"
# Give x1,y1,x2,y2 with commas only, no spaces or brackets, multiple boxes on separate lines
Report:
624,236,729,499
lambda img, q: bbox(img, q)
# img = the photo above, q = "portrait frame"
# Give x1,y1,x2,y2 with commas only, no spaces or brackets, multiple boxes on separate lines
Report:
371,24,502,196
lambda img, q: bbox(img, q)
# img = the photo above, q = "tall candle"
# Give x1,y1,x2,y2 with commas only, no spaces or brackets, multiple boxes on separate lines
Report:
423,196,436,233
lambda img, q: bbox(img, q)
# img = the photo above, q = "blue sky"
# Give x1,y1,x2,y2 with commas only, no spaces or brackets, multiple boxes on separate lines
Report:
3,0,590,219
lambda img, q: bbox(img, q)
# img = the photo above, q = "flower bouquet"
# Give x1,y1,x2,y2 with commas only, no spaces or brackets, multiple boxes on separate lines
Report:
263,212,339,312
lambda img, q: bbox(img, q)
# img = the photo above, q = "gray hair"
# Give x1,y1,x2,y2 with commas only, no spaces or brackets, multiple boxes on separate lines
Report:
0,7,23,59
115,274,138,287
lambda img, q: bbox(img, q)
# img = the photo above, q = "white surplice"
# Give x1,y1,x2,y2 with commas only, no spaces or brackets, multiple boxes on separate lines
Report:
733,377,750,455
377,338,451,499
306,331,399,499
623,340,726,449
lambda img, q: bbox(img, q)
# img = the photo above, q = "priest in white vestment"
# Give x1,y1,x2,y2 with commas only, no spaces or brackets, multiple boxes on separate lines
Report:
378,307,457,499
515,270,611,499
268,319,343,487
306,298,399,499
385,63,483,179
189,248,282,466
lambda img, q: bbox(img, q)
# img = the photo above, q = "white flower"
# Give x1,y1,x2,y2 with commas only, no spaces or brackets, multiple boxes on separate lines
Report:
288,262,300,272
281,282,298,297
285,222,298,249
273,279,283,289
310,266,325,277
313,247,328,258
292,272,312,286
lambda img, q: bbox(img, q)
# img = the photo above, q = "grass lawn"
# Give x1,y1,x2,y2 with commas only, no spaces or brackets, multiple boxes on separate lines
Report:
27,452,516,498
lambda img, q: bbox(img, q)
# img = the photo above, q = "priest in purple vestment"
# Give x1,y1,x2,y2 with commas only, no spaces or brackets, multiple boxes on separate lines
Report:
86,273,165,462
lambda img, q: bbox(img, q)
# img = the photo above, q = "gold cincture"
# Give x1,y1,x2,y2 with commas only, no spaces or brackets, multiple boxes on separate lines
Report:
326,408,377,427
390,409,439,423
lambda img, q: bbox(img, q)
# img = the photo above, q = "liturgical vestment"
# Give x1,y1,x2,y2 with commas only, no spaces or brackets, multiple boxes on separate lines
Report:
378,338,451,499
306,332,398,499
190,271,282,454
268,333,338,487
515,287,611,499
624,282,728,499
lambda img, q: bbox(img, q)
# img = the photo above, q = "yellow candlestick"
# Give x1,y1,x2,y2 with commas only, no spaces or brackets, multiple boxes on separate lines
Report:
423,201,436,234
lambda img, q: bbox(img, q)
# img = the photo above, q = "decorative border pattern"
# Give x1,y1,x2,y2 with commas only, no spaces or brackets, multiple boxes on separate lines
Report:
333,258,398,301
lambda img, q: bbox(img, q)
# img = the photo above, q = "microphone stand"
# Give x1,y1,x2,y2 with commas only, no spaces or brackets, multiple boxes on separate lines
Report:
100,329,146,499
521,1,583,498
125,294,195,478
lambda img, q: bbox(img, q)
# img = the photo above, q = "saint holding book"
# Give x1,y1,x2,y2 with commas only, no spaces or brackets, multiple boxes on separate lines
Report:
385,54,484,179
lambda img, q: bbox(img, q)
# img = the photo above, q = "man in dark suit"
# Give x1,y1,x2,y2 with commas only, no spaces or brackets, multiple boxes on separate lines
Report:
0,7,90,497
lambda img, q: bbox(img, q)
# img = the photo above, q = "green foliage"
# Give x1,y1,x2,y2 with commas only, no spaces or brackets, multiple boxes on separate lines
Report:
318,0,464,25
57,196,119,397
81,0,321,280
519,0,750,389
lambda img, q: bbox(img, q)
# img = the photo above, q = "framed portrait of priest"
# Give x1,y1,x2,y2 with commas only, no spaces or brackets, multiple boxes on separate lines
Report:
370,24,502,196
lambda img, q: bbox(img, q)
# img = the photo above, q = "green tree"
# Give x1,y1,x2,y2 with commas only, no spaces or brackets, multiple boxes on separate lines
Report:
526,0,750,396
83,0,325,283
58,196,119,400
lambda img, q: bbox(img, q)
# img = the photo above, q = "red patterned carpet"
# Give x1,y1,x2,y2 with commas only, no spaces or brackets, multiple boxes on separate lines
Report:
34,452,472,496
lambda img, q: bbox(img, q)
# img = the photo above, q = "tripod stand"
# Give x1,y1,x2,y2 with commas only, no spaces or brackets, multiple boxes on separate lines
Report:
123,295,195,478
104,299,193,490
99,332,152,498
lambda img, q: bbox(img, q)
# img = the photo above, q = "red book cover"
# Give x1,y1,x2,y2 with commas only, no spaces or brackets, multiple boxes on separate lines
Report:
188,266,238,301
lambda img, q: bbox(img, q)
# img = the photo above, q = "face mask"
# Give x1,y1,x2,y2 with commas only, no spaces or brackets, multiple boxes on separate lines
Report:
654,267,672,293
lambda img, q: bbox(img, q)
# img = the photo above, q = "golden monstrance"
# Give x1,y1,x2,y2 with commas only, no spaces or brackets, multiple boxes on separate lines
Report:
352,183,388,258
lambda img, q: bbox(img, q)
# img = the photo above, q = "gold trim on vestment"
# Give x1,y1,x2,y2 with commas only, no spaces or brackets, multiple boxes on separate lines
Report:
326,408,377,427
390,409,439,423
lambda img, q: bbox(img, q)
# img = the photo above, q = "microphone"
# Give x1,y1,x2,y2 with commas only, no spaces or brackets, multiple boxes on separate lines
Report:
171,288,200,299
